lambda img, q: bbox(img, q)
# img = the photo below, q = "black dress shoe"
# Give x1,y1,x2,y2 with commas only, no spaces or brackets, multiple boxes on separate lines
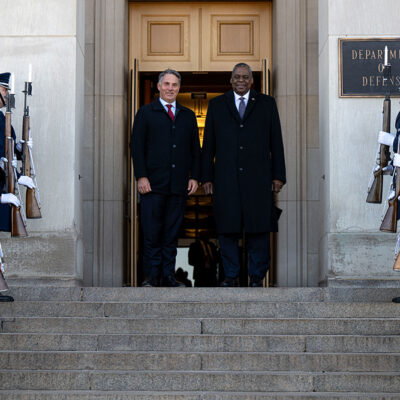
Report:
162,275,185,287
141,279,157,287
249,276,264,287
393,297,400,303
220,277,239,287
0,294,14,302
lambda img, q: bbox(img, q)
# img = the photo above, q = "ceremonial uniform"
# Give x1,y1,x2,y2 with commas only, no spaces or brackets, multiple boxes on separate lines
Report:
0,111,18,232
0,72,19,302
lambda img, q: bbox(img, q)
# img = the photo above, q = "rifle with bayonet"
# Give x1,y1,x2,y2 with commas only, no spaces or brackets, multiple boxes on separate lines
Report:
366,58,393,203
5,92,27,237
22,80,41,218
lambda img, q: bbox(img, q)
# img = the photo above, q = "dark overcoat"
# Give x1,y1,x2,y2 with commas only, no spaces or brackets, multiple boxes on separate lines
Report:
130,99,201,196
201,89,286,234
0,111,17,232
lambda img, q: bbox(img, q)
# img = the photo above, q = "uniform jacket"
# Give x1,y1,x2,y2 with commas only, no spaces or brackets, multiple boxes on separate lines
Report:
201,89,286,234
130,99,201,196
0,111,17,232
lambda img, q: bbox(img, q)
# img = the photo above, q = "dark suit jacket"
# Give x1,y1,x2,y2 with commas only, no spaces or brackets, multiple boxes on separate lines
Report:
130,99,201,196
201,89,286,234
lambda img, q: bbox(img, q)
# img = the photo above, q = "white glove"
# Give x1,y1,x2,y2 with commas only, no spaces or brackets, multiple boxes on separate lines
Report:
378,130,395,146
15,140,24,153
393,154,400,168
27,139,33,149
18,175,35,189
1,193,20,207
11,158,17,169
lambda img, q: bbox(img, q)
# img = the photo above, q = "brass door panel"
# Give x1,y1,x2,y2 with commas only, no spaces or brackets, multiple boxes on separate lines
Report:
129,2,272,72
129,3,200,72
201,3,271,71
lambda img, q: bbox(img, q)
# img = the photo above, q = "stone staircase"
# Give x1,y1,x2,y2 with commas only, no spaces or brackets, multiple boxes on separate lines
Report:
0,286,399,399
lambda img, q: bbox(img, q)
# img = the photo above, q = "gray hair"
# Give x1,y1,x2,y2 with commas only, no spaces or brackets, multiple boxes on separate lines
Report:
158,69,181,85
231,63,253,78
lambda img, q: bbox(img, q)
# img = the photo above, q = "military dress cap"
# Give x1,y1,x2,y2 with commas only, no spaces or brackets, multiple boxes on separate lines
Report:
0,73,11,90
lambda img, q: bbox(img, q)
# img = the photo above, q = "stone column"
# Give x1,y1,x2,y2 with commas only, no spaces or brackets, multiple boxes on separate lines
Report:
0,0,85,285
83,0,128,286
273,0,321,286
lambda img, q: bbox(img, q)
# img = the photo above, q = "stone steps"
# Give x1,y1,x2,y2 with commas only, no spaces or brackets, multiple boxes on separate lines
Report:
0,351,400,372
1,392,400,400
2,333,400,353
1,370,400,392
7,286,400,302
2,301,400,318
0,286,399,398
2,316,399,335
1,333,400,353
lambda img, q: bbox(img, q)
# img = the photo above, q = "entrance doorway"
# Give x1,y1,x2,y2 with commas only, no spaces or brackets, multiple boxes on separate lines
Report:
128,70,275,287
127,2,273,287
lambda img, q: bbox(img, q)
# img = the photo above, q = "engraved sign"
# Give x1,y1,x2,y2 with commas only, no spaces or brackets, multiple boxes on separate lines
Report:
339,38,400,97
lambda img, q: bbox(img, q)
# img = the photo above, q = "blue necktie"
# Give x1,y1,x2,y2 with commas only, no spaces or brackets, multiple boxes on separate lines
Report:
238,97,246,119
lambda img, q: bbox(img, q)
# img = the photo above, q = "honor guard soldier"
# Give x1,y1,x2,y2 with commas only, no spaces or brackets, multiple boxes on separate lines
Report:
0,72,35,301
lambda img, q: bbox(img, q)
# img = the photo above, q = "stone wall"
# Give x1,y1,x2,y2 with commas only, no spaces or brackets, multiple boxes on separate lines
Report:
0,0,85,284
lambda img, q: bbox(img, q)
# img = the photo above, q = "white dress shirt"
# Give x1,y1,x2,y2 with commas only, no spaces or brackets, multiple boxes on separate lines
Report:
234,90,250,112
159,98,176,116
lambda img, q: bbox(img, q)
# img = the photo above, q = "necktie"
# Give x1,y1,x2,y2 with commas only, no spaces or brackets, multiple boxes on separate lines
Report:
166,104,174,120
238,97,246,119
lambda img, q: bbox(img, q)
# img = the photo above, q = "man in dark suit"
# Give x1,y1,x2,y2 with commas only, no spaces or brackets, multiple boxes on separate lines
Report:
201,63,286,287
131,69,201,287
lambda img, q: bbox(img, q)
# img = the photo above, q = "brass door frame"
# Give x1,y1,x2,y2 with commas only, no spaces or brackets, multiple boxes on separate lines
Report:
128,59,139,287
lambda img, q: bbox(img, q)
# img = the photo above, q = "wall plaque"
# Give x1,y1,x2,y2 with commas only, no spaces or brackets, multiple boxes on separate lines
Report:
339,38,400,97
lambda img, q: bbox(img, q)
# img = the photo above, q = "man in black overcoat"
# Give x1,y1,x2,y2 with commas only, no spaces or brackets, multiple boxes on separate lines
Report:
131,69,201,287
201,63,286,287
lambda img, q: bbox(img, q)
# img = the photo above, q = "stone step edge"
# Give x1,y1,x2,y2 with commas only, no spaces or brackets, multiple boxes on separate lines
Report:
3,370,400,376
6,300,400,304
3,316,399,321
2,350,400,356
3,332,400,338
2,390,400,396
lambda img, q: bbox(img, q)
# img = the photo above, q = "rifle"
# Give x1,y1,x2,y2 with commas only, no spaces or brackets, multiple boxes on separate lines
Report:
366,60,392,203
380,168,400,232
22,81,41,218
394,250,400,271
0,244,8,292
5,92,27,237
381,112,400,233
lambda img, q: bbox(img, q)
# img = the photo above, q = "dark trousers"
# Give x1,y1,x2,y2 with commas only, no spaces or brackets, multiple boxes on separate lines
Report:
218,233,270,279
140,192,186,280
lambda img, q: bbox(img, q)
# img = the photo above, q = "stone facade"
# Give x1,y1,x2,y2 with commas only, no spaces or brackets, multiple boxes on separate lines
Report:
1,0,397,287
319,0,400,284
